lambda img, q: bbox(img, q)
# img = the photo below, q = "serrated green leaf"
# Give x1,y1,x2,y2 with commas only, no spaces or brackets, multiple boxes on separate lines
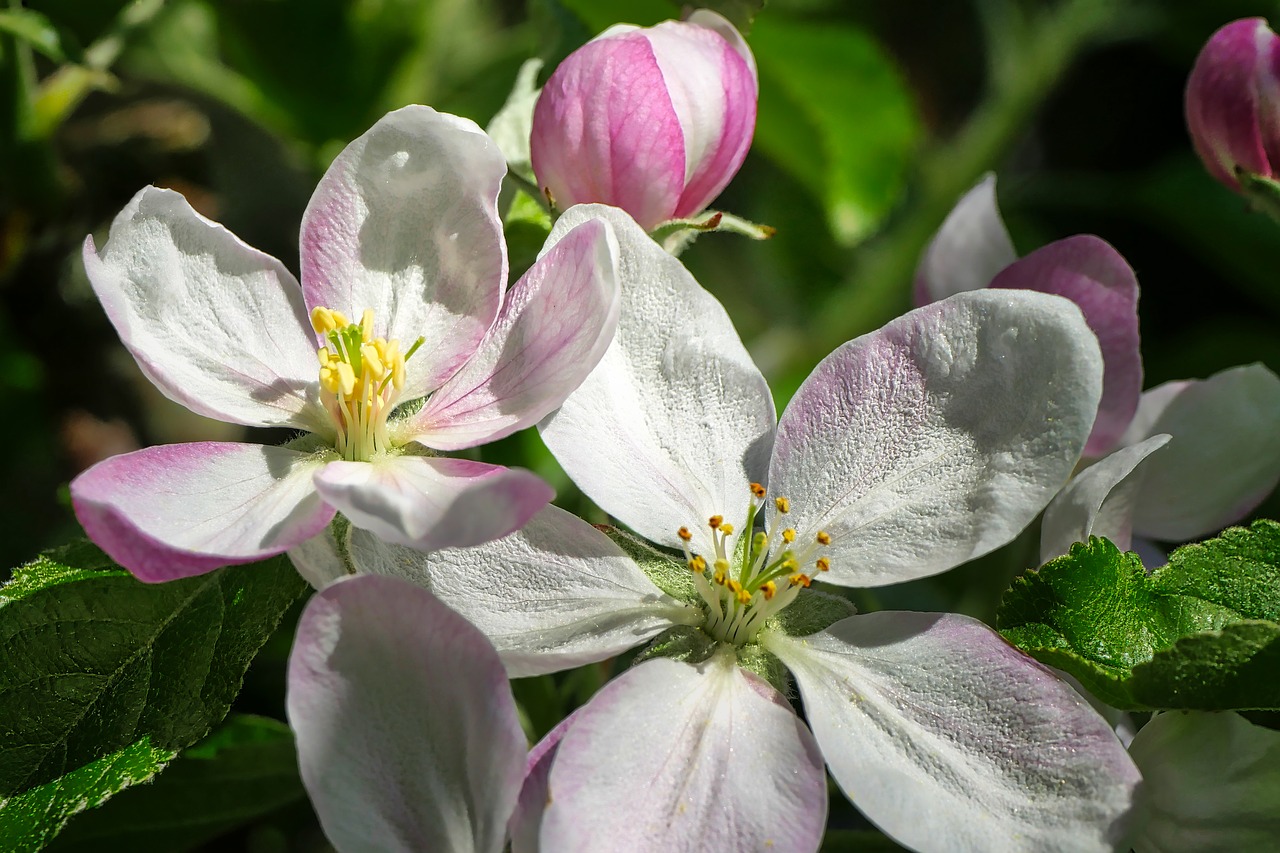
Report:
751,19,920,245
47,715,304,853
0,543,307,796
0,738,174,853
997,523,1280,710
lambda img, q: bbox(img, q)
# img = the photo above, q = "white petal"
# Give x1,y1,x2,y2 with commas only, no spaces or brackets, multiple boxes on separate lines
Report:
288,575,525,853
312,455,552,551
769,289,1103,587
84,187,322,430
345,505,694,677
539,205,775,550
300,106,508,398
539,654,828,853
1123,364,1280,540
913,173,1017,305
1130,711,1280,853
1040,434,1172,562
766,613,1140,853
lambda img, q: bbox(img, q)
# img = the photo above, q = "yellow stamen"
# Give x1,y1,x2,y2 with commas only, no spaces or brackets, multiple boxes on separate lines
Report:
774,496,790,514
816,530,831,545
719,523,734,536
688,555,707,572
761,580,777,600
788,573,812,588
782,528,796,543
708,515,723,529
678,527,693,541
750,482,766,499
816,557,831,572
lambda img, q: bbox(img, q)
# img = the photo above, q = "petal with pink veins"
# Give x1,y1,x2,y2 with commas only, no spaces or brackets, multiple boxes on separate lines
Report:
765,612,1141,853
769,289,1102,588
84,187,321,431
288,575,525,853
71,442,333,582
312,455,552,551
408,218,620,450
300,106,508,398
539,654,828,853
540,205,775,553
990,234,1142,457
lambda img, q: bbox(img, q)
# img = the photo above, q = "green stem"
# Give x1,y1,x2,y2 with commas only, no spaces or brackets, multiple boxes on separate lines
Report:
791,0,1140,372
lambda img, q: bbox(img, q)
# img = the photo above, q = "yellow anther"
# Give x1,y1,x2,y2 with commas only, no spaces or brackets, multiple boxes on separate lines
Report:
774,497,790,514
736,587,752,605
816,557,831,572
761,581,777,600
708,515,723,529
713,567,727,585
782,528,796,544
688,555,707,572
713,558,730,574
360,308,375,340
781,557,799,573
311,306,336,334
816,530,831,546
727,579,742,594
391,357,406,391
317,346,332,366
719,523,734,536
361,344,386,381
678,527,693,541
750,482,766,499
788,573,812,588
335,362,356,396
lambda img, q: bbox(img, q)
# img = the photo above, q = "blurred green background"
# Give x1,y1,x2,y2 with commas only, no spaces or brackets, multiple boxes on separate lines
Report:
3,0,1279,848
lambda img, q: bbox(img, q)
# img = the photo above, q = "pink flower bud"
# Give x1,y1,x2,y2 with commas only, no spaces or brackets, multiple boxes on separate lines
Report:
531,10,758,231
1186,17,1280,190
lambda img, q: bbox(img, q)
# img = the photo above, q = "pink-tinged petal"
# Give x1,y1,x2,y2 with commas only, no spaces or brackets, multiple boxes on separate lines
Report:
300,106,508,398
765,613,1141,853
510,708,581,853
71,442,333,582
312,455,552,551
990,235,1142,456
288,574,525,853
1129,711,1280,853
412,505,695,677
913,173,1017,306
540,206,775,552
407,218,620,450
84,187,322,431
531,35,685,230
1121,364,1280,541
1040,434,1171,562
539,655,828,853
769,289,1102,588
1186,18,1277,188
645,14,757,217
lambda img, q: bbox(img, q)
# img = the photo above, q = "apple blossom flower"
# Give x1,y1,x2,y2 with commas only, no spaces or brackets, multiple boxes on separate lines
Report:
530,10,757,231
288,573,530,853
70,105,622,583
916,175,1280,564
1185,18,1280,192
320,206,1141,852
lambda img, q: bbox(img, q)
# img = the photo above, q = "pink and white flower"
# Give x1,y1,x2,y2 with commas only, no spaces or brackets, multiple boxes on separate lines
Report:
1185,18,1280,192
530,10,757,231
915,175,1280,563
323,206,1140,852
71,106,622,583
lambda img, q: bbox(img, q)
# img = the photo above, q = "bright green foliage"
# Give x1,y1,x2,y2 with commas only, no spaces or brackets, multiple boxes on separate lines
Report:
751,19,920,246
998,522,1280,710
0,543,307,796
0,739,174,853
47,715,304,852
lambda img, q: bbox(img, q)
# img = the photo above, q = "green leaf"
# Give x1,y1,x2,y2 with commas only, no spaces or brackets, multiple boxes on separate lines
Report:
997,523,1280,710
47,715,304,852
0,543,307,796
751,19,920,245
0,739,174,853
